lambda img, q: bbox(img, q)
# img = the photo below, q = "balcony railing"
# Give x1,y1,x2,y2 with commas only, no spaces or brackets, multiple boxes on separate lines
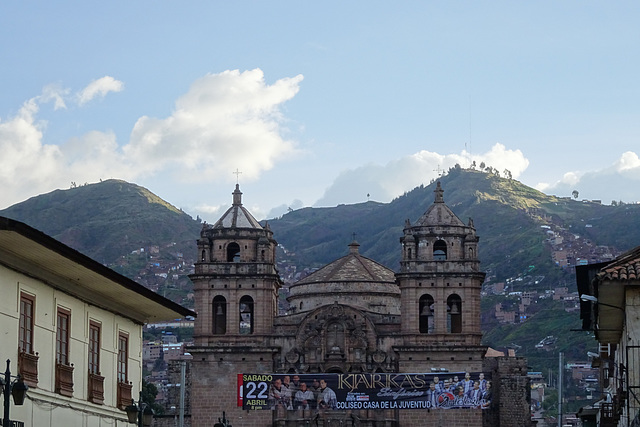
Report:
88,372,105,405
117,381,133,409
18,351,39,388
55,363,74,397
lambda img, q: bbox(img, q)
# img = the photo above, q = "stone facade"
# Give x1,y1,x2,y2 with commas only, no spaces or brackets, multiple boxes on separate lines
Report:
188,182,531,426
483,357,532,427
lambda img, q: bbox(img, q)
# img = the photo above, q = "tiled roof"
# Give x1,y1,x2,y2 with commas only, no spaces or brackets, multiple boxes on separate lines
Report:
296,242,396,284
414,181,466,227
213,205,262,229
212,184,263,229
597,246,640,281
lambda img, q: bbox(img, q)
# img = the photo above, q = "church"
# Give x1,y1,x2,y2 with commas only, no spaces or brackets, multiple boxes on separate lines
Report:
187,182,531,426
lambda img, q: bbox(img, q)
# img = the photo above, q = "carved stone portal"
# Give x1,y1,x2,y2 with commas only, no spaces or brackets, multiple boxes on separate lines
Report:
291,303,378,372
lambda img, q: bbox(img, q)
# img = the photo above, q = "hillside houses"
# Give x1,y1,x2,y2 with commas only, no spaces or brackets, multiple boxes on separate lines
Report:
544,224,618,269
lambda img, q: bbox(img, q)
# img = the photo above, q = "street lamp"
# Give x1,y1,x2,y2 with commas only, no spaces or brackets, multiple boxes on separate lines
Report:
214,411,233,427
0,359,28,427
125,393,154,427
580,294,624,310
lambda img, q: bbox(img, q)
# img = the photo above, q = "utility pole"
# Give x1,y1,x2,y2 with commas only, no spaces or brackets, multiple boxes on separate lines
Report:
179,360,186,427
558,352,563,427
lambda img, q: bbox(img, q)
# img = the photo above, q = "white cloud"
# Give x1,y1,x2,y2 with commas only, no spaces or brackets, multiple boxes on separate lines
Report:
266,199,304,219
315,144,529,206
0,69,304,209
536,151,640,203
191,203,227,221
0,98,64,207
77,76,124,105
59,131,135,182
124,69,303,181
41,83,69,110
474,143,529,177
615,151,640,172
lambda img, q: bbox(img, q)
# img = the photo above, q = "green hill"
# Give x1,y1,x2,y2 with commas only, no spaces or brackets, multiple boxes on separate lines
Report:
3,170,640,373
270,168,638,282
0,179,201,264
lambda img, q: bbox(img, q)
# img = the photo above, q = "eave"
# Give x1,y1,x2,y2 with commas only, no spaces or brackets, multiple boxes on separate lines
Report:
0,217,195,324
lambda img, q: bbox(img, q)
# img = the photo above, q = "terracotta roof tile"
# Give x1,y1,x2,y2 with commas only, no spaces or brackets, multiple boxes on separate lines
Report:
597,246,640,282
296,252,395,284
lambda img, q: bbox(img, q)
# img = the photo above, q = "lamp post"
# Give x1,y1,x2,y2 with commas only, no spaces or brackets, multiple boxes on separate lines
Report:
214,411,232,427
125,393,154,427
580,294,624,310
0,359,28,427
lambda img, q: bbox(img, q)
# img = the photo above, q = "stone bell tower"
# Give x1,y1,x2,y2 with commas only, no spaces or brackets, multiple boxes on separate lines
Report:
188,184,282,426
395,181,486,373
191,184,281,343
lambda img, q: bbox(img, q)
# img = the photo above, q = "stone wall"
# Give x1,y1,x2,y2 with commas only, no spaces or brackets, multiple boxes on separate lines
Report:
483,356,533,427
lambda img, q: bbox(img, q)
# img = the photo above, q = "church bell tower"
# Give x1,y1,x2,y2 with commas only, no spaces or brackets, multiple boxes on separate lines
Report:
396,181,486,371
190,183,282,344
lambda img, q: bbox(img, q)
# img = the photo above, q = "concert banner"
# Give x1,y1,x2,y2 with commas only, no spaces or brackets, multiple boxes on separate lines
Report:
240,372,491,411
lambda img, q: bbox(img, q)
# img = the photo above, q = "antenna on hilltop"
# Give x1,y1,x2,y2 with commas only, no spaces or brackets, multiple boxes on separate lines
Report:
467,95,472,168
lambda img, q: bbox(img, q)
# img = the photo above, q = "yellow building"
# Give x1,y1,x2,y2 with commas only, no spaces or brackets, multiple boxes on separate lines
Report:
0,216,195,426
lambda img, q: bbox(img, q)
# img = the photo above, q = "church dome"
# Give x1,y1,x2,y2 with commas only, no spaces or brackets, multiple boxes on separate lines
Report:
287,241,400,315
211,184,263,229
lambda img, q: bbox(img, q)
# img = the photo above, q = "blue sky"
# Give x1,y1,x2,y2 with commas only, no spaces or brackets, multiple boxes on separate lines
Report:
1,1,639,222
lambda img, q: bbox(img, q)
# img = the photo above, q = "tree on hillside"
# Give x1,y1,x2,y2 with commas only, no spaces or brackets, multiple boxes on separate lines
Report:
572,190,579,200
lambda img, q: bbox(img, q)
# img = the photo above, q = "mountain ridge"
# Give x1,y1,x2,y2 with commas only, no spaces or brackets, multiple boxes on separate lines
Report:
2,170,639,372
0,179,201,264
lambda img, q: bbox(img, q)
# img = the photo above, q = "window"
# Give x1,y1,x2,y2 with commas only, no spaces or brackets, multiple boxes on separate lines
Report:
226,242,240,262
55,308,74,396
89,321,101,375
117,332,132,409
433,240,447,260
419,294,435,334
19,293,35,354
212,296,227,335
239,296,254,334
117,333,128,383
56,308,70,365
18,292,39,388
88,320,104,404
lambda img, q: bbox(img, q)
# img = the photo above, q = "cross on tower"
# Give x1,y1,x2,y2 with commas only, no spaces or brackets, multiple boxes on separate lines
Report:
233,169,242,184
